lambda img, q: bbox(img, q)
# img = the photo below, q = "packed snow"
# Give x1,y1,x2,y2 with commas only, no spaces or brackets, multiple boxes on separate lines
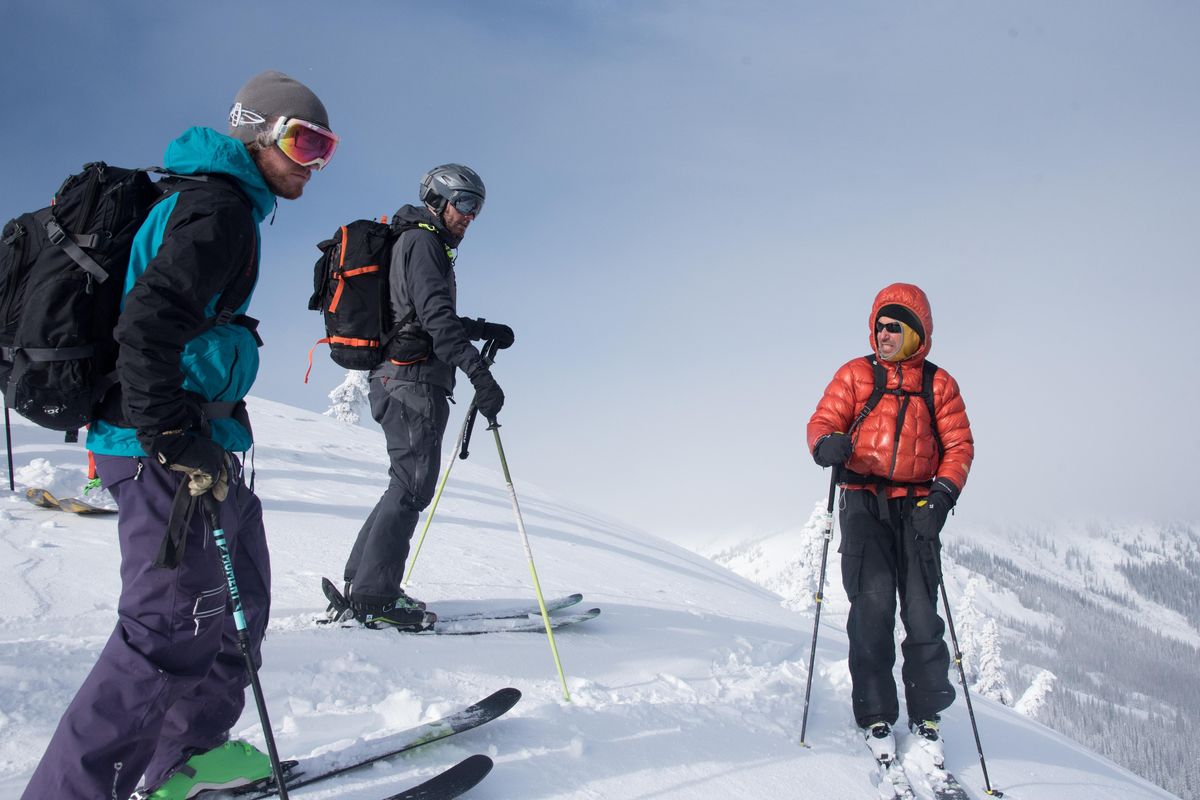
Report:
0,398,1180,799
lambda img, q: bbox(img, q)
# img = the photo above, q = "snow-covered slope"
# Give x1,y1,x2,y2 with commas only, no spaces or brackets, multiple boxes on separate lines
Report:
0,399,1181,799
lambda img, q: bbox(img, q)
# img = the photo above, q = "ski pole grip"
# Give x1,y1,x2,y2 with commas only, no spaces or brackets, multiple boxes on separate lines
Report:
458,340,496,462
461,339,501,459
482,338,499,366
460,401,480,460
201,491,223,528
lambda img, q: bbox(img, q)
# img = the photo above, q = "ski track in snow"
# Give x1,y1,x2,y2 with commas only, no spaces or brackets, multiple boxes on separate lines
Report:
0,398,1182,799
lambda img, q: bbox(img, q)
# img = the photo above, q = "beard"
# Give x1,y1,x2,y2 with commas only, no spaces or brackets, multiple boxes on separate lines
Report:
252,146,310,200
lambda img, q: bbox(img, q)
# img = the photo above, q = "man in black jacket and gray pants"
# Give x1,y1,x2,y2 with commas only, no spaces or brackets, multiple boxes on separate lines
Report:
338,163,512,630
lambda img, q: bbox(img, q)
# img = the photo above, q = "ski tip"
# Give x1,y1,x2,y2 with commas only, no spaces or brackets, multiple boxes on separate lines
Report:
490,686,523,711
382,754,493,800
25,487,60,509
457,753,494,783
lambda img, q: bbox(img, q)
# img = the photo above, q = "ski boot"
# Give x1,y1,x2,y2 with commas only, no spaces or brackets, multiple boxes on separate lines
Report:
393,586,427,611
328,583,427,623
908,717,945,768
141,739,272,799
351,595,435,632
863,721,897,764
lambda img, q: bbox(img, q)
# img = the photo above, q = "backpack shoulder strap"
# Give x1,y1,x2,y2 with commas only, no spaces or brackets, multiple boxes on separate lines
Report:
393,219,456,263
849,354,887,434
158,174,260,341
921,359,943,458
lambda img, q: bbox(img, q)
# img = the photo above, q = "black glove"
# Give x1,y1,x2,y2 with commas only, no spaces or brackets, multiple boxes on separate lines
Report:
144,430,230,501
469,368,505,422
812,433,852,468
911,488,955,542
459,317,515,349
480,321,515,349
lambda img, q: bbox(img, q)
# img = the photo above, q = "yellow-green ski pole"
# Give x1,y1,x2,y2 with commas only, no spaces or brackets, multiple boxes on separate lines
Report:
404,340,498,588
490,419,572,701
403,408,469,587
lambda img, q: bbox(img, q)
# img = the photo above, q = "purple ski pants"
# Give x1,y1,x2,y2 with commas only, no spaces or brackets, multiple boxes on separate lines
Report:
21,454,271,800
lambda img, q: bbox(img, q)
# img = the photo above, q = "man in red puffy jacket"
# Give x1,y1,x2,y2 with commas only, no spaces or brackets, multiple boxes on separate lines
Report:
807,282,974,767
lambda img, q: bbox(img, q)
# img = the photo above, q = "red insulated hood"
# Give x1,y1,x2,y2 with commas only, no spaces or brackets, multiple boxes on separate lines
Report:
869,282,933,362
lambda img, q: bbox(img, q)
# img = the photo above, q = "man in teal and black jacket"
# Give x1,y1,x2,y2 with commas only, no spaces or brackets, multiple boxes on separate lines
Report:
22,71,339,800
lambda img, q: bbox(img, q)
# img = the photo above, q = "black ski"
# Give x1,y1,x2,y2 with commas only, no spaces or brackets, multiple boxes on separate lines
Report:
382,754,493,800
240,688,519,799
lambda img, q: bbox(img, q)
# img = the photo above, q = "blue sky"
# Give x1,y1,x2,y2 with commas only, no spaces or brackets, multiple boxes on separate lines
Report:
4,1,1199,543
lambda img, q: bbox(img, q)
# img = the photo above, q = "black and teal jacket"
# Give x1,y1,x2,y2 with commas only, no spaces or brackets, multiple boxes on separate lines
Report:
88,126,275,456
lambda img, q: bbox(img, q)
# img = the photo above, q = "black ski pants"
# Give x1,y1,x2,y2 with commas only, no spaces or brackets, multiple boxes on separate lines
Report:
838,488,955,729
343,378,450,604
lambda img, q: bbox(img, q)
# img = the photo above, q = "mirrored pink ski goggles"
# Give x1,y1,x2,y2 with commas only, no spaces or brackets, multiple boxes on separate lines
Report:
271,117,339,170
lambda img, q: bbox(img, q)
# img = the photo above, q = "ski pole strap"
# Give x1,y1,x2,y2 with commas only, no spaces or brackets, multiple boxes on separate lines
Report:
156,479,196,569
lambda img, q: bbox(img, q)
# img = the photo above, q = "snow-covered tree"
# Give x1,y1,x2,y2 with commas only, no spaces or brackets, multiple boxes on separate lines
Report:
1014,669,1056,719
325,369,370,424
779,499,835,612
953,576,984,683
972,618,1013,705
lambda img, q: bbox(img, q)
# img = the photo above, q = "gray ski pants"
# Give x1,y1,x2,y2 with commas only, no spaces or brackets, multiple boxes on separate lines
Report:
343,378,450,604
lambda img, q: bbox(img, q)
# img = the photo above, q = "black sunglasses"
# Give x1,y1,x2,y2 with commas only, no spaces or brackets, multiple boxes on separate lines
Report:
875,321,903,334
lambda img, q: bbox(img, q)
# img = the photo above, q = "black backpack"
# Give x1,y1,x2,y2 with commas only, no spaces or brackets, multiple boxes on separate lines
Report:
307,217,438,374
0,162,253,436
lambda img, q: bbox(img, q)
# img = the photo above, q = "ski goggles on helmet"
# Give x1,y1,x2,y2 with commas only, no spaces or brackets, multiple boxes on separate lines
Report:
448,191,484,217
270,117,339,170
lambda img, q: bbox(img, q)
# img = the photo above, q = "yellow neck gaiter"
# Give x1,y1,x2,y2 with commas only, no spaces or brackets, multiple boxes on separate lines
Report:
881,322,922,362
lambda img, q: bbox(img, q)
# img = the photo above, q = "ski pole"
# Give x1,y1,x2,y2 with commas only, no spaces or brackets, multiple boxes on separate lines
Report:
201,493,290,799
404,340,498,587
935,546,1004,797
489,417,573,702
458,340,499,460
5,407,14,492
799,466,839,747
403,408,469,587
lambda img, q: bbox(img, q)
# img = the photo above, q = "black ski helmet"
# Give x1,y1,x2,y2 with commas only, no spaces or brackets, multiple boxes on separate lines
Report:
420,164,486,214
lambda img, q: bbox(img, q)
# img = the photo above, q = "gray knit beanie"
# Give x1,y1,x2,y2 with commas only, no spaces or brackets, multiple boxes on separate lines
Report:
228,70,330,143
